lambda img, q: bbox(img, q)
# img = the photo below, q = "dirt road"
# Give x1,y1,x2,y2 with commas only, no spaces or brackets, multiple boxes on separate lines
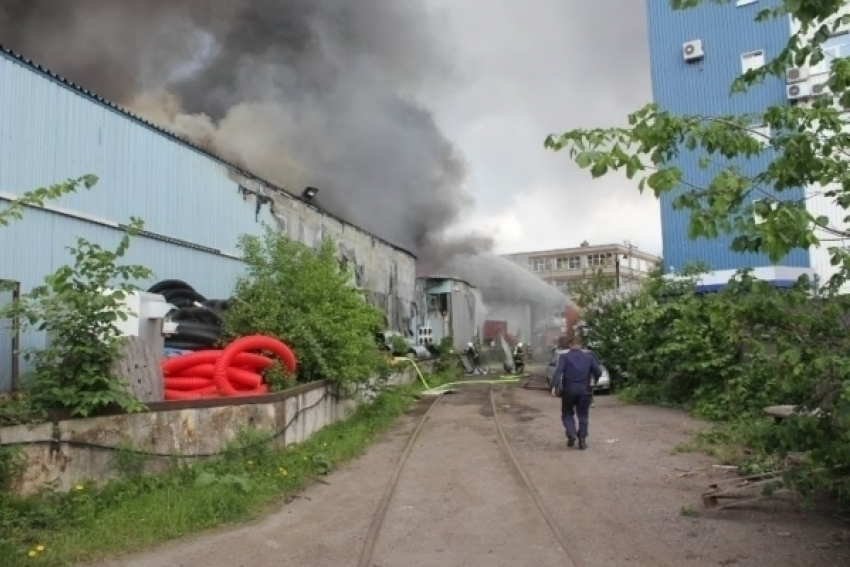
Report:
93,382,849,566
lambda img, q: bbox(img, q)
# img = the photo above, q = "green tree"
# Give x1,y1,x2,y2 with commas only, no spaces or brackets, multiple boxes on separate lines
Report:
2,218,152,417
545,0,850,499
546,0,850,291
2,176,152,418
568,267,618,310
222,227,386,385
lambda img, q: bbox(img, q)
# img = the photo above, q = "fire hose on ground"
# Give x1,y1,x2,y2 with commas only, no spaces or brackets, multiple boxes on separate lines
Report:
393,356,520,395
162,334,297,400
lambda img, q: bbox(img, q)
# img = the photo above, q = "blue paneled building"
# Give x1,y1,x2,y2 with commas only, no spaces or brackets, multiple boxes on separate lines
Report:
645,0,812,276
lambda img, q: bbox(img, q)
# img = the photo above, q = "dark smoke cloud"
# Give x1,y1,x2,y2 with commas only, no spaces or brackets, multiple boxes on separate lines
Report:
0,0,492,257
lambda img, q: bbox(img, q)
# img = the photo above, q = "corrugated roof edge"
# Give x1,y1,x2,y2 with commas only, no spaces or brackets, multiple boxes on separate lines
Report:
0,45,416,259
416,274,477,290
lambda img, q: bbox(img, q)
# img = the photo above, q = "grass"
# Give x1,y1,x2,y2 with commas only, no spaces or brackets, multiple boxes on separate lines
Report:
615,385,786,477
679,506,700,517
0,367,459,566
672,416,785,477
673,421,754,464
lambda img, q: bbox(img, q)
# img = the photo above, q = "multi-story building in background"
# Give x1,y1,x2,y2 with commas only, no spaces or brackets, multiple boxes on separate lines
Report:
645,0,850,289
502,241,661,294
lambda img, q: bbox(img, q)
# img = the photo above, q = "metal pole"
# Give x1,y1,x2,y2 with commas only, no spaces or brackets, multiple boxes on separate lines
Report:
615,258,620,289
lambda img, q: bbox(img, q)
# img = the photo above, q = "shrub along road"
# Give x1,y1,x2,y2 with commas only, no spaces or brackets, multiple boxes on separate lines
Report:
91,383,848,567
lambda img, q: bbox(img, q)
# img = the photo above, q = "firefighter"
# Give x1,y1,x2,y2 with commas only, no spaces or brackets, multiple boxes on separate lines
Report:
465,342,481,368
512,342,525,374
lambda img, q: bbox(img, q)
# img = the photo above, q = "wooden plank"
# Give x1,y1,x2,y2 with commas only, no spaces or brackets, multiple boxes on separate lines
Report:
709,490,791,511
703,474,786,509
112,336,163,403
708,470,785,489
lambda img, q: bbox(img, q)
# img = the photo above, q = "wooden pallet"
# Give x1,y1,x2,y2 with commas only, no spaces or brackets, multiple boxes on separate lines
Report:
702,470,788,510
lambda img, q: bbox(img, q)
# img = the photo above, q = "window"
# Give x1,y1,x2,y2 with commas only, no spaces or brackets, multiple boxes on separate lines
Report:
741,50,765,73
555,256,581,270
810,34,850,75
587,254,605,267
531,258,549,272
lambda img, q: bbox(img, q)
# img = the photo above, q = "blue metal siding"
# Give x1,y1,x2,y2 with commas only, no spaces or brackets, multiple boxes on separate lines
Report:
0,50,280,389
0,206,247,367
0,52,275,255
0,47,420,391
646,0,810,272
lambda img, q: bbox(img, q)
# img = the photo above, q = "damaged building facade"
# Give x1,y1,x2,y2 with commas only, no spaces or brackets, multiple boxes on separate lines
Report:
414,276,481,351
421,254,577,355
0,47,416,391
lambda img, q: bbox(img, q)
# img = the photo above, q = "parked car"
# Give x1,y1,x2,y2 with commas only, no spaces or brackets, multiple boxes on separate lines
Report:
545,349,612,393
375,331,431,360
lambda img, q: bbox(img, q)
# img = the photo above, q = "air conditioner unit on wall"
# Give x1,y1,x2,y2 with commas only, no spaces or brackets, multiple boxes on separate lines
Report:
786,82,811,100
812,82,830,96
682,39,704,62
786,67,808,83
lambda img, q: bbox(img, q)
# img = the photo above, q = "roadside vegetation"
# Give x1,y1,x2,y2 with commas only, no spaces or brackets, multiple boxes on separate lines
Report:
0,372,455,566
0,177,461,564
222,227,389,386
547,0,850,504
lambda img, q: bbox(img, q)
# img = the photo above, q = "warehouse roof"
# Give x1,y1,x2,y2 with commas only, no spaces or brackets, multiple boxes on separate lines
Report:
0,44,415,259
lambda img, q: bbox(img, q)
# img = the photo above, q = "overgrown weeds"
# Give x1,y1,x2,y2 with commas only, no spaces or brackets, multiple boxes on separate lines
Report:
1,176,152,420
0,371,453,566
583,266,850,503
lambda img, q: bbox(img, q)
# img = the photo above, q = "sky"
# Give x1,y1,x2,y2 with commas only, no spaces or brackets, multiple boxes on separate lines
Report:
423,0,662,257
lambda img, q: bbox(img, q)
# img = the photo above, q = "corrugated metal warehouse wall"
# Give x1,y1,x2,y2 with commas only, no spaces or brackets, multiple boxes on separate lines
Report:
449,282,478,351
646,0,810,272
0,49,417,391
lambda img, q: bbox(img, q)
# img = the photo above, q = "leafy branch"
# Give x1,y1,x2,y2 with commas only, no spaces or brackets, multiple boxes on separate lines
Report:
2,174,153,418
546,0,850,290
555,0,850,505
0,175,98,228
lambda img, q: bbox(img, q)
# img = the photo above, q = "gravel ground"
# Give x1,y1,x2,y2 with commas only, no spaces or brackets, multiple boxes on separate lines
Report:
91,377,850,567
495,379,850,566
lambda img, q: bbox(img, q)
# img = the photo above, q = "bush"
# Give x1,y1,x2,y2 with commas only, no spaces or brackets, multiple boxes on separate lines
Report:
222,227,386,384
388,335,410,356
544,0,850,502
1,219,152,417
582,267,850,501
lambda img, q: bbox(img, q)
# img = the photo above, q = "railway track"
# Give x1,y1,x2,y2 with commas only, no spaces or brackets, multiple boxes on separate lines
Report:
356,385,581,567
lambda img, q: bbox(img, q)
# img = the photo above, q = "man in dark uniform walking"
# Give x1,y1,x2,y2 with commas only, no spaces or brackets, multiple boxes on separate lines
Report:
551,334,601,450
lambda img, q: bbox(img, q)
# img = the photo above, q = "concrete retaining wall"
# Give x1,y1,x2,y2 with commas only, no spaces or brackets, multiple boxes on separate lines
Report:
0,365,422,495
